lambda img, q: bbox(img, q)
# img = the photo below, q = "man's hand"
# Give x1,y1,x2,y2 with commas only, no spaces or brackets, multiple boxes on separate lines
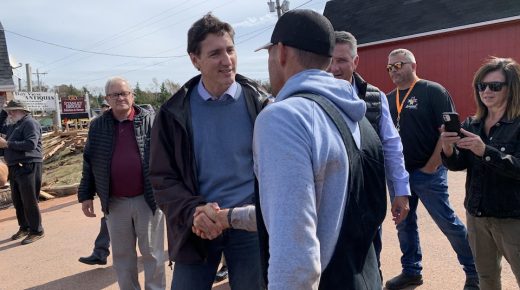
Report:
194,203,220,221
0,137,7,149
81,200,96,217
391,196,409,225
192,203,225,240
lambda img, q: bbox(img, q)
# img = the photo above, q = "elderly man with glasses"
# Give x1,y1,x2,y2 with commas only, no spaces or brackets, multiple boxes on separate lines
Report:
78,76,165,290
384,49,479,290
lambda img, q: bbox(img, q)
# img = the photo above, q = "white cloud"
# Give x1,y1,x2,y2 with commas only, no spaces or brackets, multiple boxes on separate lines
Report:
233,14,277,28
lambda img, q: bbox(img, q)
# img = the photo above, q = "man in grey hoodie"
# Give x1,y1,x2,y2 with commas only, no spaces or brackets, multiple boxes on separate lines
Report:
254,9,386,290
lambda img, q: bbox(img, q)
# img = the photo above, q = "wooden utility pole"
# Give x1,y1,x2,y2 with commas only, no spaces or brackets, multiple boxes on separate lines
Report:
25,64,32,92
33,69,48,92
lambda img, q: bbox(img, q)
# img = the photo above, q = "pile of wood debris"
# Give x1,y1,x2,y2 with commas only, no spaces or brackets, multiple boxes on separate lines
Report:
0,129,88,208
42,130,88,161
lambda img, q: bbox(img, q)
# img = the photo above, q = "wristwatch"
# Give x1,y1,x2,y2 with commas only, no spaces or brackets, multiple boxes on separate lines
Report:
227,208,234,229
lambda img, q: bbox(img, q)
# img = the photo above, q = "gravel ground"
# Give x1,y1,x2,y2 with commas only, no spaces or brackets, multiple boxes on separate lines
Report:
0,171,517,290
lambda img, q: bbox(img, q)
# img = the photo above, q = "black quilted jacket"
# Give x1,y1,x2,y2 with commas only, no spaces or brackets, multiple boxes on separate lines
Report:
77,106,157,214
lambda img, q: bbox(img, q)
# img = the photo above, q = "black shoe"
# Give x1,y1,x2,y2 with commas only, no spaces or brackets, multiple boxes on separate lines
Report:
463,277,479,290
78,254,107,265
21,232,44,245
385,272,423,290
11,229,29,240
214,265,228,282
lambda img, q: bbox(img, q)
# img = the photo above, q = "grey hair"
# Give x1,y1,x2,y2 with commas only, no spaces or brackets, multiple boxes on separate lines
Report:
389,48,416,63
334,31,357,58
105,76,133,95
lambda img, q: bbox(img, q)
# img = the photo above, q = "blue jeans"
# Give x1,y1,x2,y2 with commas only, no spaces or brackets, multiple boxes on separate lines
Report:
391,166,477,277
171,229,263,290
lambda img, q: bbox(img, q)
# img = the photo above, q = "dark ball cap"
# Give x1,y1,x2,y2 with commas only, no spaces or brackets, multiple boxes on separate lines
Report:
255,9,335,57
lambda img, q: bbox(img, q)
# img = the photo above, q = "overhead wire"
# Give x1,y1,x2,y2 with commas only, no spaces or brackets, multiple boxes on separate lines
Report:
74,0,242,84
10,0,318,86
3,29,186,59
79,0,317,85
40,0,193,69
46,0,236,79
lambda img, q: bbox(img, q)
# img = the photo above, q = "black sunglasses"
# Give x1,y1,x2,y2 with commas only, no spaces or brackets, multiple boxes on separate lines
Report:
386,62,410,72
476,82,507,92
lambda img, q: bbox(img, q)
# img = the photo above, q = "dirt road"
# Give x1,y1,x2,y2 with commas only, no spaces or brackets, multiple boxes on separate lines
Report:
0,171,516,289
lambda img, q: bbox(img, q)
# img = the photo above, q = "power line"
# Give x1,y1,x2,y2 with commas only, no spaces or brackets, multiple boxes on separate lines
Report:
41,0,196,70
78,0,315,85
33,0,318,86
2,29,186,59
42,0,231,73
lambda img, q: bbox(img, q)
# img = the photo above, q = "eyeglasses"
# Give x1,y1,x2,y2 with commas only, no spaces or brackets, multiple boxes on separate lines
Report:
475,82,507,92
386,62,410,72
107,91,132,99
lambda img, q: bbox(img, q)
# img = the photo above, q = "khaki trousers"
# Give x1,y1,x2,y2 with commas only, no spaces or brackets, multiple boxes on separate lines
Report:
106,195,165,290
466,212,520,290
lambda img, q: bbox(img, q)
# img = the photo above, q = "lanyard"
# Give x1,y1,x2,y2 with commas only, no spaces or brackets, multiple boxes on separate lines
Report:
395,78,419,132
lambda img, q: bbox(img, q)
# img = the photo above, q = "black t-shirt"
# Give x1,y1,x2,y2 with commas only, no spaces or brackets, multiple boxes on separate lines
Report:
387,79,455,171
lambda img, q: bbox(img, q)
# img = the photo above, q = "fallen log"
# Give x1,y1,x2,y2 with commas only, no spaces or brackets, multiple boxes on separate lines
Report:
42,183,79,197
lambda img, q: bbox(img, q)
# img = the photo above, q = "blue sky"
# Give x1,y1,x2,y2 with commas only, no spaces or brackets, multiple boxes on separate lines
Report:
1,0,327,95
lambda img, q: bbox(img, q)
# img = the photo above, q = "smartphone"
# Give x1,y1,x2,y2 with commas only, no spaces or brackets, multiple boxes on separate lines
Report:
442,112,462,135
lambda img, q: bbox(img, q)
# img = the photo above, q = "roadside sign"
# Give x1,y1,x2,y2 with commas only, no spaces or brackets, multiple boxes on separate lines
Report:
14,92,57,112
61,96,86,114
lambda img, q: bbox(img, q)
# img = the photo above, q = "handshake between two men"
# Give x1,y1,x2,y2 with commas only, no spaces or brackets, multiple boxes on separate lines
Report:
192,203,257,240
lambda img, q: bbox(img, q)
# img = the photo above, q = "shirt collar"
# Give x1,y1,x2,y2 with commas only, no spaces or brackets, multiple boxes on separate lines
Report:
350,76,358,94
127,106,136,121
197,80,238,101
112,106,135,122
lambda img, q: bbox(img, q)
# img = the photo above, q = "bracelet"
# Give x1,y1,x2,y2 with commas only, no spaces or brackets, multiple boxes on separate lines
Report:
227,208,234,229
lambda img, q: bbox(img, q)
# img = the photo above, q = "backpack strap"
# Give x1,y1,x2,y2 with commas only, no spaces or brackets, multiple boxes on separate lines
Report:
290,93,360,176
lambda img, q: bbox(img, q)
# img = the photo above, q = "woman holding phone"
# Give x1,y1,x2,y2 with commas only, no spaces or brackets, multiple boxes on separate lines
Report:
440,57,520,289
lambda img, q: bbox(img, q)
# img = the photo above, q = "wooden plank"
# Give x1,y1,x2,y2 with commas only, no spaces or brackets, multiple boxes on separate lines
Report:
39,190,55,200
57,131,78,137
43,141,65,160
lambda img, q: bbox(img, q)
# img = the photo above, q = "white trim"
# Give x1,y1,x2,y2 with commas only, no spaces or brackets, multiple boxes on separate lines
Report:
359,15,520,48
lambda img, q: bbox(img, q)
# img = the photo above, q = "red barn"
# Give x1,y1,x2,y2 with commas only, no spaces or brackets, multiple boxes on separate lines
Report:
324,0,520,119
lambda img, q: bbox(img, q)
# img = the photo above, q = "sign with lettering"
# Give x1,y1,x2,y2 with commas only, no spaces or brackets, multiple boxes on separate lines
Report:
13,92,57,111
61,96,86,114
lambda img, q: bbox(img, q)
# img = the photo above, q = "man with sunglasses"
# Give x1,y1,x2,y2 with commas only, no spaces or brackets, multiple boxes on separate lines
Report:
78,76,165,289
328,31,411,281
385,49,479,290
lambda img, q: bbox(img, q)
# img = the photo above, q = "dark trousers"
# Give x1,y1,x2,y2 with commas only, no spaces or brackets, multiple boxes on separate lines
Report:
172,229,262,290
374,226,383,269
9,162,43,233
92,216,110,259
